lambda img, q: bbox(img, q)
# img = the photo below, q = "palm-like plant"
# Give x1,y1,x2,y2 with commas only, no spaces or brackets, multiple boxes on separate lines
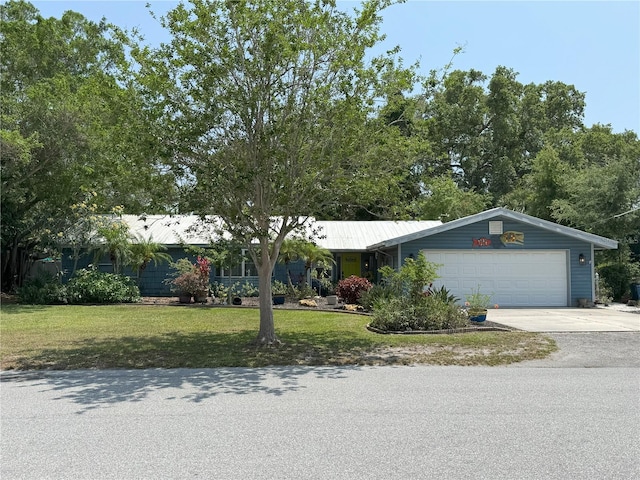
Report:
297,242,335,284
129,235,173,281
278,238,305,287
94,221,133,274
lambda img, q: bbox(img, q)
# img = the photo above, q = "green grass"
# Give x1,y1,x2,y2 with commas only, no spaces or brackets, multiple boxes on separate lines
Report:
0,304,557,369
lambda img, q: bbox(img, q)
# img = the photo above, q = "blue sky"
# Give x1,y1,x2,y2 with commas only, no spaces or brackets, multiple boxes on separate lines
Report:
32,0,639,133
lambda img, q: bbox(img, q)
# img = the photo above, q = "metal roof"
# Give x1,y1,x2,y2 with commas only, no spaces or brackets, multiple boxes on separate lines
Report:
368,207,619,250
121,215,442,251
121,215,224,246
313,220,442,252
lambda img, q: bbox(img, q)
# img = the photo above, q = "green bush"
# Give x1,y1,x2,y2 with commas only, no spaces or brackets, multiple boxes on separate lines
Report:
367,253,466,332
598,261,639,300
18,273,67,305
336,276,372,304
426,285,459,304
240,281,259,297
369,296,467,332
66,268,140,304
359,284,396,311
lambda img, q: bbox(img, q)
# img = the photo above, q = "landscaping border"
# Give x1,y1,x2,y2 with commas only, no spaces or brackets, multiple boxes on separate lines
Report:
366,323,513,335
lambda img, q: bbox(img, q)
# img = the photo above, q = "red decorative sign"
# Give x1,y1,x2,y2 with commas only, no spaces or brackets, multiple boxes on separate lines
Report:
472,237,492,247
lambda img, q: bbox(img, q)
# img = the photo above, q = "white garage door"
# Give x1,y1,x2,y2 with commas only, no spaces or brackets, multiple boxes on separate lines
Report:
423,250,569,307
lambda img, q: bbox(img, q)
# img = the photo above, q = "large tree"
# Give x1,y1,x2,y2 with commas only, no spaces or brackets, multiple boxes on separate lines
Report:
416,65,586,202
0,1,175,291
135,0,410,344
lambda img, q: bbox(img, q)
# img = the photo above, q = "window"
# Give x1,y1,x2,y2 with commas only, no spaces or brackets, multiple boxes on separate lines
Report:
220,250,257,277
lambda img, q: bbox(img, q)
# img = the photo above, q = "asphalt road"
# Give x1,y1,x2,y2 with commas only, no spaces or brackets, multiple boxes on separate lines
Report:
2,333,639,480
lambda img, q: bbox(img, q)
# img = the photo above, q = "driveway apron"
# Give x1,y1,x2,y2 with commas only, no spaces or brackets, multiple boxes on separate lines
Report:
487,307,640,332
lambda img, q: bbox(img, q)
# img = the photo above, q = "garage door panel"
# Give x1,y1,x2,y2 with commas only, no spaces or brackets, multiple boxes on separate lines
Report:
424,250,568,307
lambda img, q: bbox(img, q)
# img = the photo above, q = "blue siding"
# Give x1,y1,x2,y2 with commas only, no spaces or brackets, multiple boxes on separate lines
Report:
398,216,594,306
61,248,209,296
61,247,310,296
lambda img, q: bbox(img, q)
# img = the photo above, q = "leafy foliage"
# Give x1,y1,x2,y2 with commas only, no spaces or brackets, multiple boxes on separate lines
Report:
129,236,172,281
17,273,67,305
336,276,372,304
597,260,640,301
464,285,493,310
368,253,465,332
369,295,467,332
0,0,175,291
134,0,410,343
65,268,140,304
379,252,440,301
165,257,210,295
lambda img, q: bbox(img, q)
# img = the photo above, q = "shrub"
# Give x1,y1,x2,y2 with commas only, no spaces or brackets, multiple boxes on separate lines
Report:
359,284,396,311
18,273,67,305
369,296,467,332
598,261,639,301
271,280,288,295
164,257,210,295
172,271,206,296
336,276,372,304
240,281,259,297
66,268,140,304
378,253,440,301
426,285,459,304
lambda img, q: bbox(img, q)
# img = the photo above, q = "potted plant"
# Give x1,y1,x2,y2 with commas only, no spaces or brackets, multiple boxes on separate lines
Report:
165,257,210,303
172,272,202,303
271,280,287,305
465,285,493,323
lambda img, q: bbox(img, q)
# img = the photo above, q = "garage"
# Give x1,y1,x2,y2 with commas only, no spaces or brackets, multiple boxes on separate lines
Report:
423,250,569,307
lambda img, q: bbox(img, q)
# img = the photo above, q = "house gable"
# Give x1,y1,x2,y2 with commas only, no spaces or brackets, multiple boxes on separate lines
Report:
368,208,618,251
376,209,618,307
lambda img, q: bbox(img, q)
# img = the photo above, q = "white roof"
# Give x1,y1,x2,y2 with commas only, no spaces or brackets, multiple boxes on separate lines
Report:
313,220,441,251
121,215,224,246
121,215,442,251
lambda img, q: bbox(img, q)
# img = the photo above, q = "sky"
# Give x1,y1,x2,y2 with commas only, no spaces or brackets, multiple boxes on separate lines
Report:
31,0,640,133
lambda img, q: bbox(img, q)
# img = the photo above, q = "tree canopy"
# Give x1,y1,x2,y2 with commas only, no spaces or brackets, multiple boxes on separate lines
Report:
134,0,414,343
0,0,175,290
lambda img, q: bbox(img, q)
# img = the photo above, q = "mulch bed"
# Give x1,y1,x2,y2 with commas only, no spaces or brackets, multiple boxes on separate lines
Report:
140,296,515,333
366,321,513,335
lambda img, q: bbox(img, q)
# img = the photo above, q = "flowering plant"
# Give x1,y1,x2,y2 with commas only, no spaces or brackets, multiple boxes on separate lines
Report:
165,257,211,295
196,256,210,278
172,271,208,296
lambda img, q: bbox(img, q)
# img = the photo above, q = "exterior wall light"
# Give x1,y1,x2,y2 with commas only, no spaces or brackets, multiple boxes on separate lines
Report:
578,253,586,265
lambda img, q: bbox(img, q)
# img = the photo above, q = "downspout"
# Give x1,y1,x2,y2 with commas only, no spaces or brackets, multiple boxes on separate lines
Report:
591,244,595,303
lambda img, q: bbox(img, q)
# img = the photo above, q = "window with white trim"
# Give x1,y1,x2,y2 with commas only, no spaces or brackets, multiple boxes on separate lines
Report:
219,250,257,277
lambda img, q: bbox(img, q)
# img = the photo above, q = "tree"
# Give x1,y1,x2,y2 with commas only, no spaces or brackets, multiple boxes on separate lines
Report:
277,238,305,287
296,241,335,284
416,65,586,202
129,235,173,282
410,175,489,221
93,212,132,274
0,1,175,291
136,0,410,344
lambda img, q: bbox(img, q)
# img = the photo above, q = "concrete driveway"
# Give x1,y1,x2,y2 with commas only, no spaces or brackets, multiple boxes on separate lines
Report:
488,306,640,332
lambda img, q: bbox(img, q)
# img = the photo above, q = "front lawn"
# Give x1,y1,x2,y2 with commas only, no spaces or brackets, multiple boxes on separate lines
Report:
0,305,556,369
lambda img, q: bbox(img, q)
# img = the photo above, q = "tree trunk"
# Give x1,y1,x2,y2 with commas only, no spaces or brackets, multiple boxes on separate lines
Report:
255,260,280,345
253,237,282,346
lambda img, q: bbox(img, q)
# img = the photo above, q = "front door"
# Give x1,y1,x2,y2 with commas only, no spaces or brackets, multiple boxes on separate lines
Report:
341,253,361,278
